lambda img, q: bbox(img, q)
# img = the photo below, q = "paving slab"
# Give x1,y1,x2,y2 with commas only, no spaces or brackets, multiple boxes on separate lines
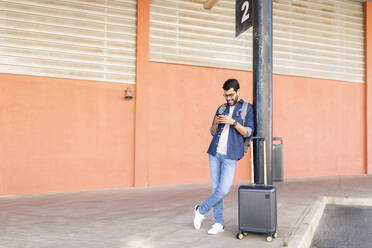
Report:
0,175,372,248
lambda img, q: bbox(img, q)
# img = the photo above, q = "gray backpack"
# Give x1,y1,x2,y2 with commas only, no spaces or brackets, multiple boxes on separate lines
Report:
217,102,251,153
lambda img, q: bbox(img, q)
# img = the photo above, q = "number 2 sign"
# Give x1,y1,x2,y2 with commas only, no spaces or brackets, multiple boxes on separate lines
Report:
236,0,253,37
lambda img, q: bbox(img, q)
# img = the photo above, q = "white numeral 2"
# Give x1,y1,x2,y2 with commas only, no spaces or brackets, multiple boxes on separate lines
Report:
241,1,250,23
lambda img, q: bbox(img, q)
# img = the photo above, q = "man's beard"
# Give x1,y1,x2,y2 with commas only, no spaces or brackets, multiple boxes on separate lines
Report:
227,95,238,106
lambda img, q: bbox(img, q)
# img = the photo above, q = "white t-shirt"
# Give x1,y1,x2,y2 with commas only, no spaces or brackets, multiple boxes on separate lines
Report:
216,106,235,155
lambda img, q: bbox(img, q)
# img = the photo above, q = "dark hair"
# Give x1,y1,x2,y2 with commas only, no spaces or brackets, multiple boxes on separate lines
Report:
222,79,240,91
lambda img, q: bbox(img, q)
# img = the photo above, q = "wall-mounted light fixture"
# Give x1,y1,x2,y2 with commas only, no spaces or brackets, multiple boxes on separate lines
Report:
124,87,133,100
204,0,220,9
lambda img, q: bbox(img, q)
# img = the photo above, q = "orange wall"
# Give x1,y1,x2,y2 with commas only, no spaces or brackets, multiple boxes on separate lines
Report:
0,74,135,195
137,62,255,186
0,0,368,195
366,2,372,174
134,0,253,186
135,0,366,187
273,75,365,177
134,62,365,186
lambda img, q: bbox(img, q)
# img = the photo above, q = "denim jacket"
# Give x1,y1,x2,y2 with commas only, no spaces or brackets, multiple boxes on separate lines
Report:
207,99,254,160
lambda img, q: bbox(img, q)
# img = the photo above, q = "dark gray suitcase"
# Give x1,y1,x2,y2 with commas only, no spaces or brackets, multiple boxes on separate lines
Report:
236,138,278,242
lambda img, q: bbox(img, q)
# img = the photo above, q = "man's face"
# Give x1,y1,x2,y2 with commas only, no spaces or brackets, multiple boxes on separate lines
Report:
223,88,239,106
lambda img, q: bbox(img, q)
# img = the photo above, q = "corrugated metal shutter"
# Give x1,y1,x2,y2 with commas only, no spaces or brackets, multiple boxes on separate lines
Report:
0,0,137,84
149,0,364,83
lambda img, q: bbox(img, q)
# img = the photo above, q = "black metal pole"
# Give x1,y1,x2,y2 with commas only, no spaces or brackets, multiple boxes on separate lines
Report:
252,0,273,184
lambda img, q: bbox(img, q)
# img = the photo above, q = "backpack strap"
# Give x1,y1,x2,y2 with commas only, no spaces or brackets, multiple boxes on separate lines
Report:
239,101,252,153
240,102,249,126
217,103,227,115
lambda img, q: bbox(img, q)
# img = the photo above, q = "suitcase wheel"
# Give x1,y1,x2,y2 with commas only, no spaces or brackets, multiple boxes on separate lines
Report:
236,232,244,240
266,232,278,242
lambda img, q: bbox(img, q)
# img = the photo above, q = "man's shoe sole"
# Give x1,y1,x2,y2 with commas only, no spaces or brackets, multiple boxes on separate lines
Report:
208,228,224,235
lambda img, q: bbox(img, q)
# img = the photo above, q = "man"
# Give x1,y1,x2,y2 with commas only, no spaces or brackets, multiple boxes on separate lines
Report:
193,78,254,235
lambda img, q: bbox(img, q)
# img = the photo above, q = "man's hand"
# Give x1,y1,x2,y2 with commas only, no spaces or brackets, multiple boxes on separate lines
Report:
216,115,235,125
212,114,247,137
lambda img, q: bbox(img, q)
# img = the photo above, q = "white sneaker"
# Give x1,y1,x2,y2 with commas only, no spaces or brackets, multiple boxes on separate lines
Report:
207,223,224,235
193,205,205,230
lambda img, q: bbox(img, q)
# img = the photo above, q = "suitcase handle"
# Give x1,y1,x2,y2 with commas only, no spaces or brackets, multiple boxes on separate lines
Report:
249,137,267,185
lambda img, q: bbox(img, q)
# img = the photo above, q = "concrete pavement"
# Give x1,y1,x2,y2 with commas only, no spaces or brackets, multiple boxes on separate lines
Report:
1,175,372,248
310,204,372,248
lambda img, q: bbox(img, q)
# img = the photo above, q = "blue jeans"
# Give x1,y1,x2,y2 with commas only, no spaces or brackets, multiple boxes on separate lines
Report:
199,153,237,224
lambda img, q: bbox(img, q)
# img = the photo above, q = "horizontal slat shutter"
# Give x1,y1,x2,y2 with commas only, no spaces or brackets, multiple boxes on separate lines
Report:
0,0,137,84
149,0,364,83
